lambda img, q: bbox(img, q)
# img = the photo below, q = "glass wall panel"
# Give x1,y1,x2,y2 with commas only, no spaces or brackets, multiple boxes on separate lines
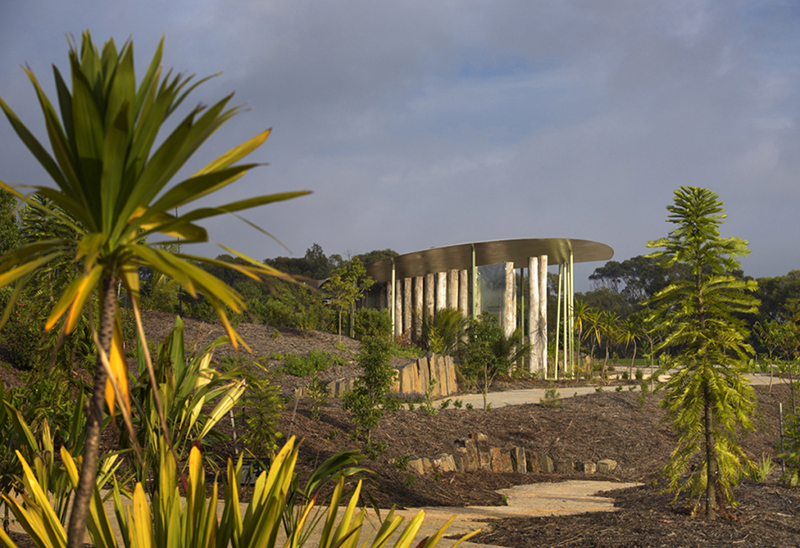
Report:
478,263,506,321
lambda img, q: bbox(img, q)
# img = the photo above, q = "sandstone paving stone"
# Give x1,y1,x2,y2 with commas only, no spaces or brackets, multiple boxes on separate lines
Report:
556,461,574,473
576,462,596,474
597,459,618,475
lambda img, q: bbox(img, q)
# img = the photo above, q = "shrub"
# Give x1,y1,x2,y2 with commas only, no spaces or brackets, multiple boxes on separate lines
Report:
0,294,42,369
283,350,346,377
237,375,284,457
540,385,563,408
342,336,398,444
306,374,329,420
353,308,393,341
420,308,468,356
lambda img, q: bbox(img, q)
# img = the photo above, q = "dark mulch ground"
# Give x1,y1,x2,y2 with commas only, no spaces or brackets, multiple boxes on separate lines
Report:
2,310,799,547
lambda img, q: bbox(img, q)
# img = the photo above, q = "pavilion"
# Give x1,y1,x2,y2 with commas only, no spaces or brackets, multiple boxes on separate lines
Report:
363,238,614,379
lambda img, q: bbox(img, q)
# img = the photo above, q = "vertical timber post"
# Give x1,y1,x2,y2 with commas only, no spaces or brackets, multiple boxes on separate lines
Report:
471,244,477,319
539,255,548,378
413,276,424,342
390,258,396,336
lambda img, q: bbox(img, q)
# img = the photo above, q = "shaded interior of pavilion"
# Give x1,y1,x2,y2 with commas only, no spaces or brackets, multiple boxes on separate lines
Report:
363,238,614,379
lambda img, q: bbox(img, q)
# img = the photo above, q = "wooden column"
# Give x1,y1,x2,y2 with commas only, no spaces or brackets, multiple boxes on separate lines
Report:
413,276,424,341
425,273,435,320
447,269,459,309
503,262,516,337
436,272,447,313
395,279,403,337
528,257,540,374
538,256,548,375
458,269,469,316
403,278,412,339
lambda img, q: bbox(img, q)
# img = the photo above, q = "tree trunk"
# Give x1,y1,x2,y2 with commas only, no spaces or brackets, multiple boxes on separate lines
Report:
704,381,717,520
67,275,117,548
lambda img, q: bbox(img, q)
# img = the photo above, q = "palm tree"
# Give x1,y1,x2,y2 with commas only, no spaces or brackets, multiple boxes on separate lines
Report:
620,316,641,378
599,311,621,379
0,33,306,547
572,300,590,376
583,309,602,379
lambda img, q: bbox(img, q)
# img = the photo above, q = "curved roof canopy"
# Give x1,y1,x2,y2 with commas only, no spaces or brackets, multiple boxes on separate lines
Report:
364,238,614,283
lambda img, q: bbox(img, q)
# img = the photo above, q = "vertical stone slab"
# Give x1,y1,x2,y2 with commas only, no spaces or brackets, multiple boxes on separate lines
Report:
526,452,540,473
421,458,433,474
490,448,503,472
436,272,447,313
424,273,435,321
459,269,469,316
472,433,492,470
503,262,516,337
413,276,424,342
500,452,514,473
403,278,412,340
453,447,468,471
449,356,458,394
511,447,527,473
436,355,447,397
447,269,459,309
421,356,431,395
395,279,403,337
442,356,453,396
399,364,411,394
430,355,441,397
407,459,425,475
556,461,574,473
538,453,554,473
463,439,479,472
415,357,427,394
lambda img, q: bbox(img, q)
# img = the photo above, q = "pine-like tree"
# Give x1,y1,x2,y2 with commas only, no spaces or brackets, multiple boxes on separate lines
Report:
646,186,759,520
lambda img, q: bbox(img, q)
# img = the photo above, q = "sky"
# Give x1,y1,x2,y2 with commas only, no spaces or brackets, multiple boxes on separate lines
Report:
1,0,799,291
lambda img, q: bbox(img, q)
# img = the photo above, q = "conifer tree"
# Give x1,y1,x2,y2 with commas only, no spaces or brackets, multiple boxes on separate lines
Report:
646,186,759,520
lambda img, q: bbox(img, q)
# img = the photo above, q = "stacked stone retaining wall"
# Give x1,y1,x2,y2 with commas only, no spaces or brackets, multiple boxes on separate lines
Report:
402,432,618,477
299,353,458,399
392,354,458,397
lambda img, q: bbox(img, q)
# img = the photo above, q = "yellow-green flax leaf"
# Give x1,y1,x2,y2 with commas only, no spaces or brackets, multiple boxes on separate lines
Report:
130,484,154,548
392,512,426,548
45,265,103,332
76,232,106,264
17,451,67,546
195,128,271,176
105,315,130,418
0,251,63,288
148,164,254,214
179,191,311,223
